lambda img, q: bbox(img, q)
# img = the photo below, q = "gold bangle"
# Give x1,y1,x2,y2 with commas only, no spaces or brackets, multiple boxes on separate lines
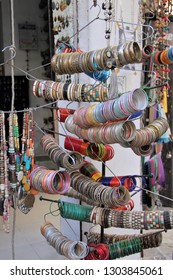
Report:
118,44,128,66
128,41,142,62
51,54,58,72
123,42,134,63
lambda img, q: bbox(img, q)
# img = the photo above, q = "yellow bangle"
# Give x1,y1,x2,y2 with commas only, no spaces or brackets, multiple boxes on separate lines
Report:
92,173,102,182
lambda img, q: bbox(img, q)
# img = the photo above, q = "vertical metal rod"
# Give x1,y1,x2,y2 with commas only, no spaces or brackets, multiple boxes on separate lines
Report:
101,161,106,242
47,0,55,81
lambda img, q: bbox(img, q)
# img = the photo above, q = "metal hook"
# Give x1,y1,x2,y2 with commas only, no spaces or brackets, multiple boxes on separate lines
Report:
144,12,155,20
39,196,60,222
25,72,36,81
90,2,102,18
66,101,74,109
0,45,16,66
43,207,60,223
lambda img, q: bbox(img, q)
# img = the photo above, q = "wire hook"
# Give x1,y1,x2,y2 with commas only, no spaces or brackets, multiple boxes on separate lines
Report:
90,2,102,18
0,45,16,66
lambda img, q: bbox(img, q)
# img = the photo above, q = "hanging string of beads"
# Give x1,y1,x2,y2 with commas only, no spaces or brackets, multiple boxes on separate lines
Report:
13,113,20,178
0,112,5,197
3,114,10,233
8,113,17,190
0,112,10,232
21,111,35,193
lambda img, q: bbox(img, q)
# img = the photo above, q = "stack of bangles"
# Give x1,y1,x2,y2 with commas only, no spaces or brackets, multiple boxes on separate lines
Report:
85,243,109,260
41,222,89,260
64,135,115,161
99,176,136,191
51,41,142,75
152,47,173,65
62,187,133,210
144,153,165,187
79,161,103,182
70,171,131,208
87,231,163,249
33,79,108,102
30,166,70,194
121,117,169,148
108,238,142,259
63,187,100,206
41,223,161,260
141,45,154,61
55,42,110,83
71,161,134,210
58,108,75,123
65,115,136,144
85,237,143,260
58,107,142,124
59,201,173,230
85,238,142,260
40,134,84,170
80,161,136,191
65,117,168,153
131,145,153,157
72,88,148,128
87,230,163,259
85,238,145,260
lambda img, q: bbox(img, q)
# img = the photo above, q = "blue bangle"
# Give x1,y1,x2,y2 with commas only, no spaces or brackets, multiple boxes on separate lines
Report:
168,47,173,62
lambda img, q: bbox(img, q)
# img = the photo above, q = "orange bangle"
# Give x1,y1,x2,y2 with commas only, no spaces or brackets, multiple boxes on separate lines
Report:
30,187,39,195
161,50,173,65
154,51,162,64
80,142,88,155
160,50,169,65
